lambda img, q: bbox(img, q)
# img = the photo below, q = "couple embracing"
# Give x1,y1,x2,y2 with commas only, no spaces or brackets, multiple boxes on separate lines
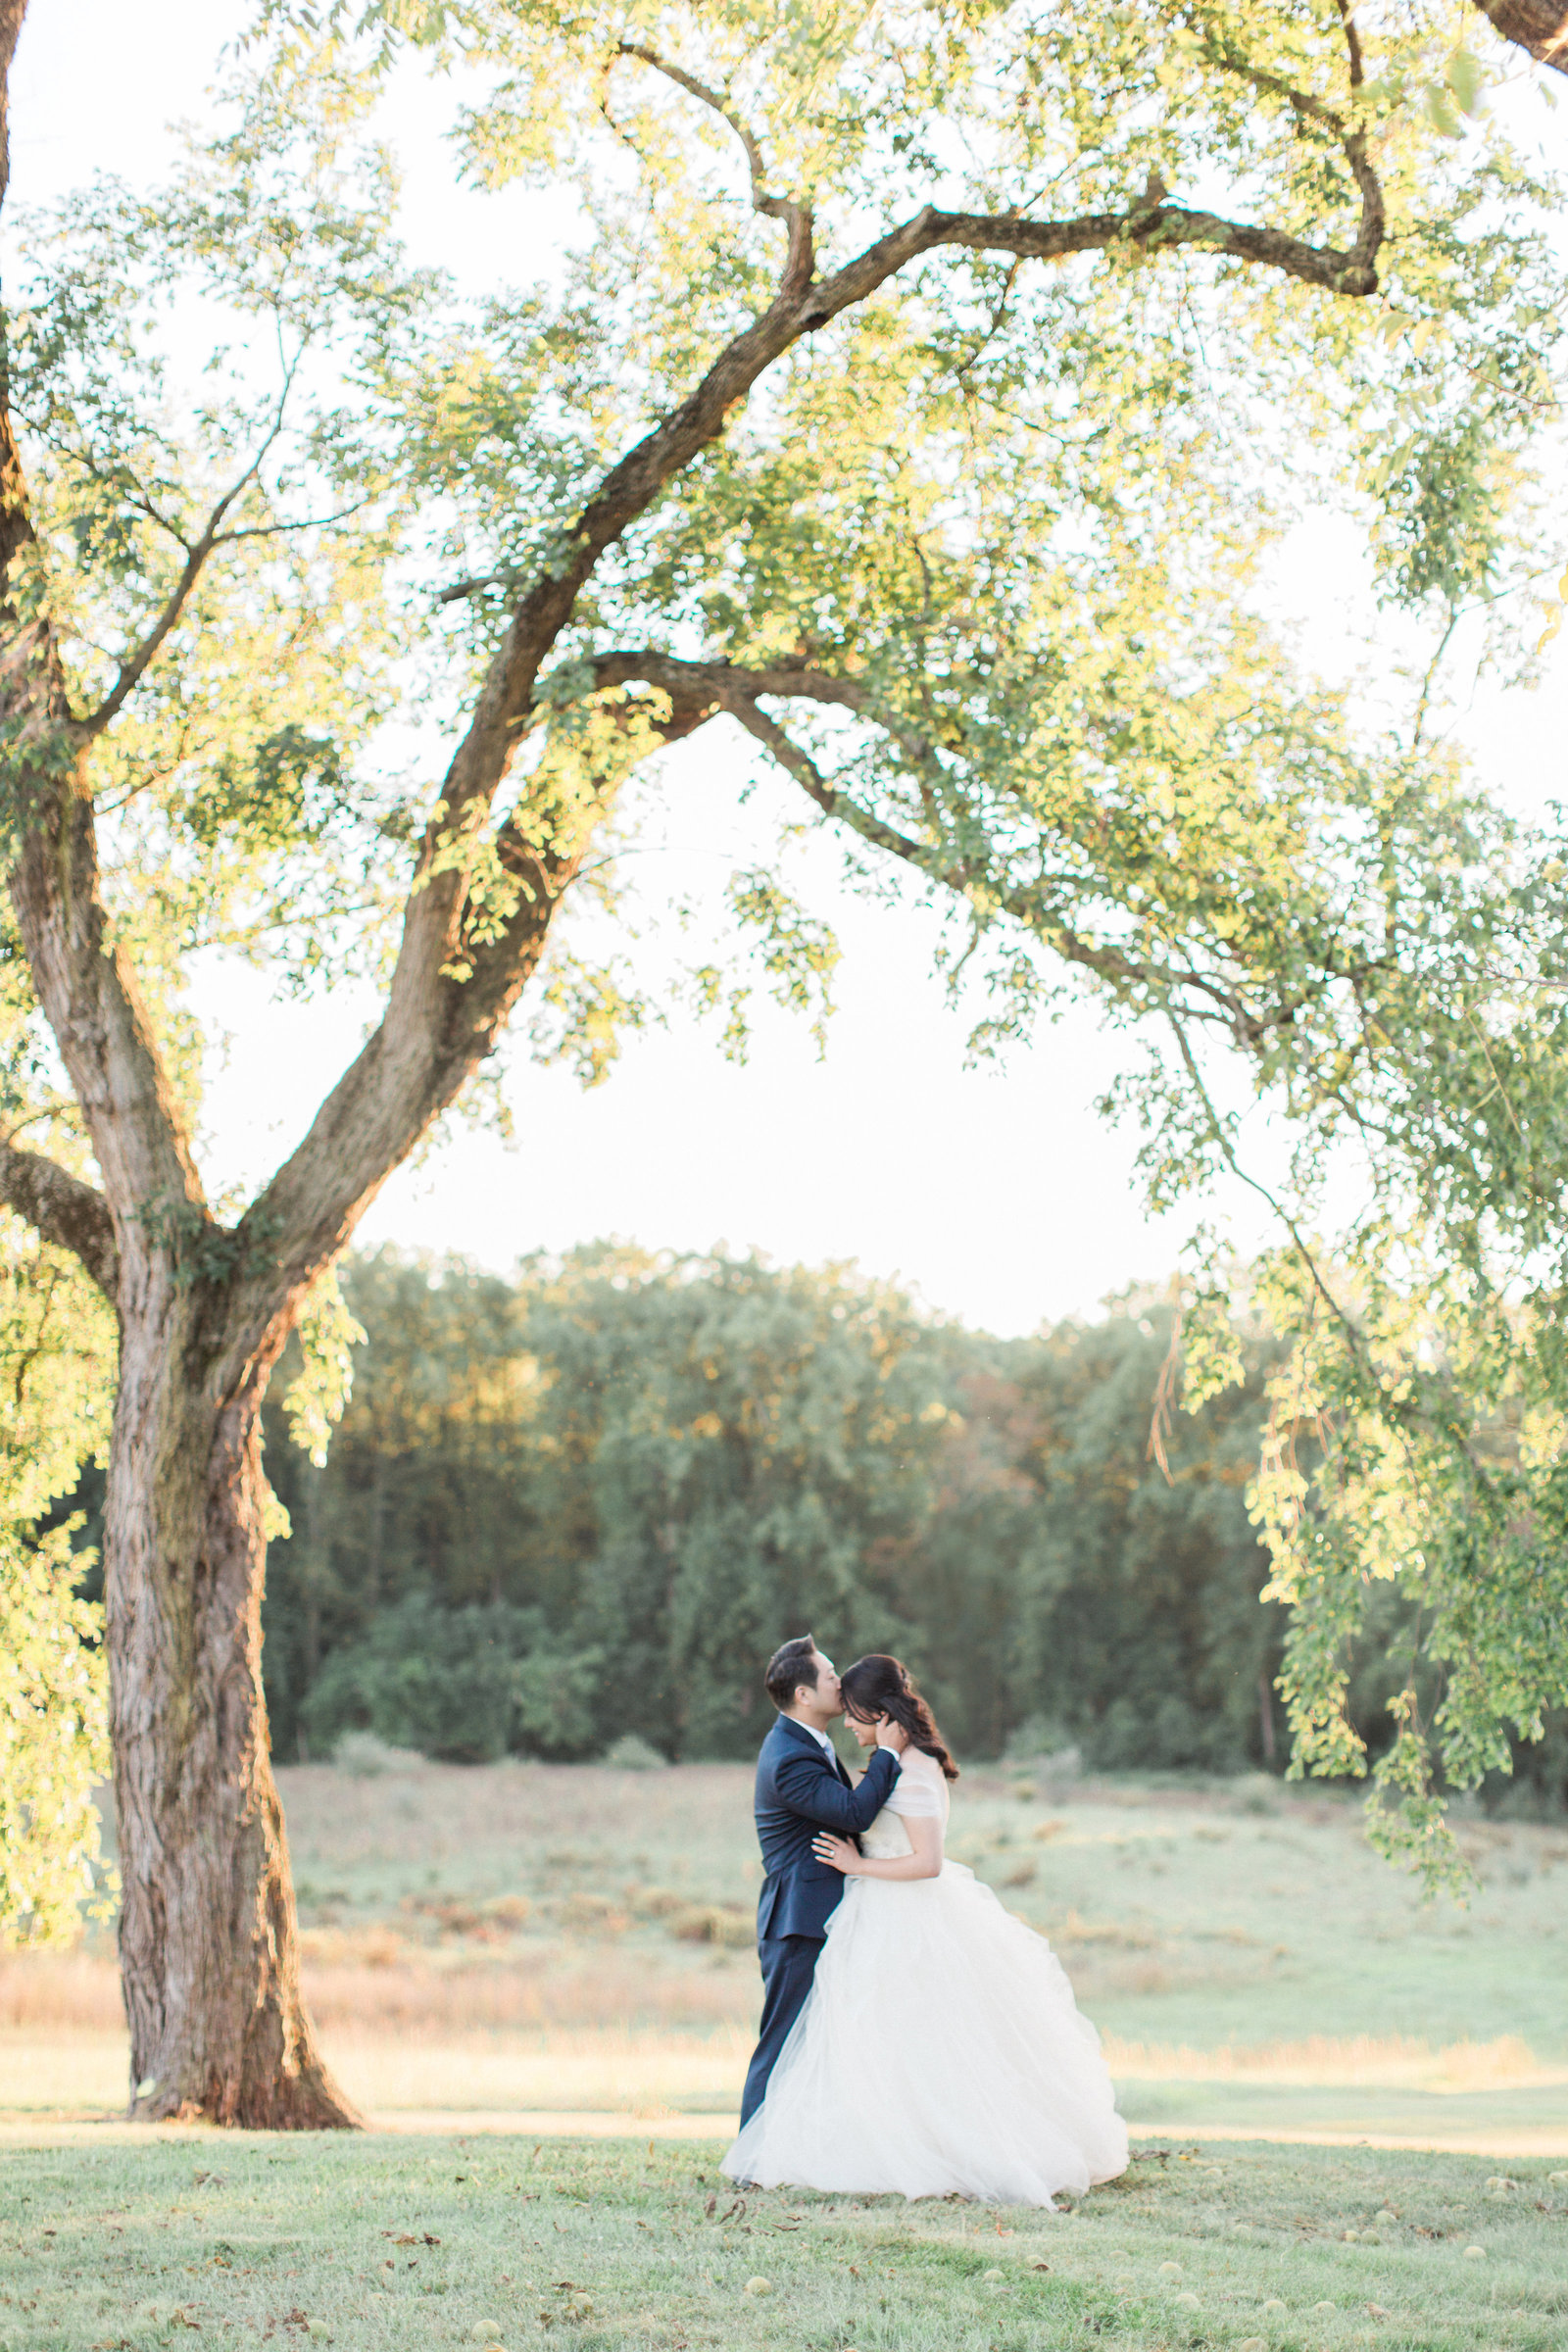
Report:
722,1638,1128,2208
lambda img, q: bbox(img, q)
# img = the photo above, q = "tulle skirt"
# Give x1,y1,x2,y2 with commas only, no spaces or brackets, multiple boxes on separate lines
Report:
722,1863,1128,2206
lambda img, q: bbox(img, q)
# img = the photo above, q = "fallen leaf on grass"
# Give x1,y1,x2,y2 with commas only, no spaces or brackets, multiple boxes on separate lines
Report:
742,2277,772,2297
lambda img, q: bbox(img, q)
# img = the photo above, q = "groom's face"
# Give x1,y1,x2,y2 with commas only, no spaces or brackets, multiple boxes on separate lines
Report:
798,1649,843,1722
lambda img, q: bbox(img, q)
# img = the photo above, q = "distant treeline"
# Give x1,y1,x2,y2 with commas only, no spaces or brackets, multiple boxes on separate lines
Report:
252,1247,1568,1807
258,1247,1292,1771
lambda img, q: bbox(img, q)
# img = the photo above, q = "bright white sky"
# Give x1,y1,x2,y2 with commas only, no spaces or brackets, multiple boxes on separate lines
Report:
12,0,1568,1335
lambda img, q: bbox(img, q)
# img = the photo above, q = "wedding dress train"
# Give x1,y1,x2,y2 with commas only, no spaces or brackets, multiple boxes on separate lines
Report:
722,1750,1128,2206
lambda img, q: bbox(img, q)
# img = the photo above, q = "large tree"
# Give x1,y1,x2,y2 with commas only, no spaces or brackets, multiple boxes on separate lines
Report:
0,0,1561,2123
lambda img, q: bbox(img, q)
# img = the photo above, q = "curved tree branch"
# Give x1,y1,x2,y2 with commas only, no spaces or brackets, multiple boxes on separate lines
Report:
182,98,1389,1366
74,372,298,741
570,647,1263,1031
1472,0,1568,69
615,42,814,295
0,1140,119,1296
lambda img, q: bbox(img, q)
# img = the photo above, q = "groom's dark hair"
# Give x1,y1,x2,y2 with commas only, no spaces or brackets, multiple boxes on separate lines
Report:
764,1635,820,1709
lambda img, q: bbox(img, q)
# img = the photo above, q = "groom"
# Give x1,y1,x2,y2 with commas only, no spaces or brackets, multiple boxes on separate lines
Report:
739,1634,906,2127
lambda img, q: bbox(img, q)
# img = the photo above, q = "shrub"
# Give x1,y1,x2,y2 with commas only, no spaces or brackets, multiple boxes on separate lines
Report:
557,1892,629,1937
630,1886,687,1919
301,1593,602,1762
669,1905,754,1947
331,1730,422,1777
600,1734,668,1770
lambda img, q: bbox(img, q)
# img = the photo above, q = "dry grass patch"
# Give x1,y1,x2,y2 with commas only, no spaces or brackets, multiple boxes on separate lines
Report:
1105,2034,1568,2091
0,1942,757,2047
0,1953,124,2033
326,2026,749,2116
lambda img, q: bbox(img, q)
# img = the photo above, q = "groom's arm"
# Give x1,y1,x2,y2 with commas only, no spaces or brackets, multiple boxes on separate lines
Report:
772,1743,900,1836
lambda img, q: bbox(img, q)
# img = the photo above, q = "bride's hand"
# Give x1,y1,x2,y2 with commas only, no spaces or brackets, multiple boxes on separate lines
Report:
811,1833,862,1876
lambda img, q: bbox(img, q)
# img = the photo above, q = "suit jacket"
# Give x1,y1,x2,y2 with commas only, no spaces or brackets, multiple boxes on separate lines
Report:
753,1713,901,1942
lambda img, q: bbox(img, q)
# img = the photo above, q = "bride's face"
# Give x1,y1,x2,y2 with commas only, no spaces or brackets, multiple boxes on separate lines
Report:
845,1709,879,1751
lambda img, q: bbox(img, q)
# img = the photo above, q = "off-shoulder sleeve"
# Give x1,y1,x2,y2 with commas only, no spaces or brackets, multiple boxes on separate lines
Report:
886,1759,946,1818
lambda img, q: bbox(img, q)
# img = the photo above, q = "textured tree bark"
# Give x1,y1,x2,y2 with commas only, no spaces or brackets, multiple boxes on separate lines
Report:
1471,2,1568,70
108,1276,359,2128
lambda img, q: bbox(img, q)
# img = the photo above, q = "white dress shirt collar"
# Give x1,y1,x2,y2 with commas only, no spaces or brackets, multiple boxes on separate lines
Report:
783,1712,836,1757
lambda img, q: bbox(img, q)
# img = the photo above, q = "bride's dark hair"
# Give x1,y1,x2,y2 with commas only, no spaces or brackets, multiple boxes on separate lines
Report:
840,1655,959,1781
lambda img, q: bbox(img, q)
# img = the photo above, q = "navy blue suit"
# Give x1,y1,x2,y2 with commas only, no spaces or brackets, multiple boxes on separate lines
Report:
739,1716,900,2128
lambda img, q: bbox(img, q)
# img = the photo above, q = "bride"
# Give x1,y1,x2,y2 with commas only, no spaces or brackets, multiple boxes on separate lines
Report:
722,1654,1128,2206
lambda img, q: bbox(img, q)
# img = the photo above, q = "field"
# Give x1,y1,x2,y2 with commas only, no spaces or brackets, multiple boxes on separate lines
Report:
3,1760,1567,2350
5,1758,1564,2145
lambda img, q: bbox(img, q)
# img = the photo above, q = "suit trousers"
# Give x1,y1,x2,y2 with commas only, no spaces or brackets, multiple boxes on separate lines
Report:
739,1933,823,2129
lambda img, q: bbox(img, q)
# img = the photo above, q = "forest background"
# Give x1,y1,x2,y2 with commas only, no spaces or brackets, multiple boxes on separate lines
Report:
40,1239,1551,1809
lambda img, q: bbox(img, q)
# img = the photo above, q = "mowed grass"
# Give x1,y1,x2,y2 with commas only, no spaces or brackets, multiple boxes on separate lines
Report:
4,1761,1567,2139
1,2129,1566,2352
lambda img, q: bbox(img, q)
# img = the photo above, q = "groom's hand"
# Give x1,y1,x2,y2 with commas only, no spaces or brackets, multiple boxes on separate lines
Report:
873,1715,909,1753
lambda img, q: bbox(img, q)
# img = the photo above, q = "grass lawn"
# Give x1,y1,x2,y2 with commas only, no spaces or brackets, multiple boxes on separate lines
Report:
1,2128,1565,2352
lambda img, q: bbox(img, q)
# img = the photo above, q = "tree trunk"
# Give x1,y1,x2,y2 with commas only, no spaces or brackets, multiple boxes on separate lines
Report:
108,1273,359,2128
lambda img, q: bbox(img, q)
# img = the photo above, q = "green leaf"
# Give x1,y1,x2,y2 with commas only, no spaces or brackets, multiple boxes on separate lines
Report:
1446,51,1487,120
1422,81,1464,138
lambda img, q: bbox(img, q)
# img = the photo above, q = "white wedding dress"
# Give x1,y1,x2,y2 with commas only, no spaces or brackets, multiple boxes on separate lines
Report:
722,1750,1128,2206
